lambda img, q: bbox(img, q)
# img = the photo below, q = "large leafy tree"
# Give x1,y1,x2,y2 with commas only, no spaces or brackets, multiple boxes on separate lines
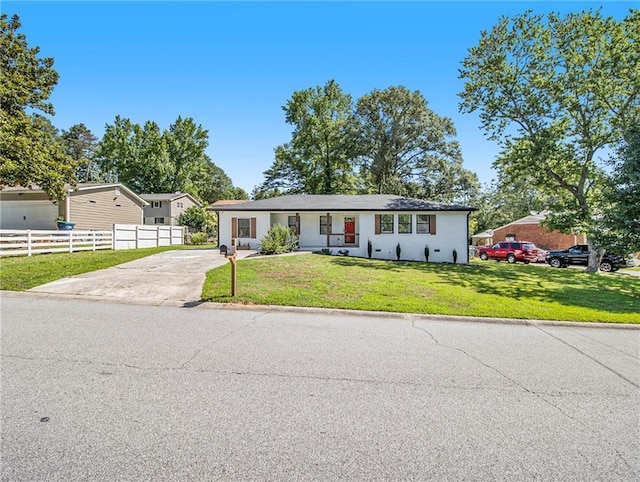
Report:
194,159,248,204
97,115,245,202
459,9,639,271
0,13,75,201
61,123,102,183
97,115,208,195
354,86,477,203
600,121,640,254
470,175,556,235
260,80,358,195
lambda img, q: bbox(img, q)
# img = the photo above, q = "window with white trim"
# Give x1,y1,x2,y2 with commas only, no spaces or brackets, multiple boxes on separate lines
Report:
320,215,331,234
238,218,251,238
417,214,436,234
380,214,394,234
398,214,412,234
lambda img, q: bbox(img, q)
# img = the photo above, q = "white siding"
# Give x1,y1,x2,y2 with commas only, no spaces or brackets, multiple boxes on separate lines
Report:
362,211,469,263
218,210,470,263
218,211,270,249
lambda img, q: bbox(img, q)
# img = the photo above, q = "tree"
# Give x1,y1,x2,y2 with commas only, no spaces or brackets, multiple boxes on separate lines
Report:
194,159,248,204
0,13,75,201
97,115,209,195
470,175,557,235
459,9,639,272
600,121,640,254
260,80,358,194
354,86,477,203
176,205,217,236
61,123,102,183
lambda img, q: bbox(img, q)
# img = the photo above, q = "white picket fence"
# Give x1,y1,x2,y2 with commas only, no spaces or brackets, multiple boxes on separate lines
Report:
0,224,184,257
0,229,113,256
112,224,184,250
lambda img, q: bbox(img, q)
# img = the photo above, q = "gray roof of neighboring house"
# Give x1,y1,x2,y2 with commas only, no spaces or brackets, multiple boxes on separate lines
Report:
1,183,148,206
140,192,201,206
212,195,475,212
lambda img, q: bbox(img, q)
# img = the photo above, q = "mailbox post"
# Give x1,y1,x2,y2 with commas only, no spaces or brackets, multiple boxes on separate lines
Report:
227,238,238,296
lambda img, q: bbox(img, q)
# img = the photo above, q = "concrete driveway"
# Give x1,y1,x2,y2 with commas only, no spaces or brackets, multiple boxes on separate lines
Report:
27,249,256,306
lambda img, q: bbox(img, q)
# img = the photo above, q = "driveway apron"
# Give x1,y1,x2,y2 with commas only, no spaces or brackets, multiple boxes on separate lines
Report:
27,249,253,306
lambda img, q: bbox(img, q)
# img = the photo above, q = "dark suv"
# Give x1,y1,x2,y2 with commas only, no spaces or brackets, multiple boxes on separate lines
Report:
477,241,539,264
545,245,627,272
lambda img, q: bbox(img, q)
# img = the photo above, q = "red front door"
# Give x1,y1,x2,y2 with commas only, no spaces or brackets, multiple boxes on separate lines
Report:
344,217,356,244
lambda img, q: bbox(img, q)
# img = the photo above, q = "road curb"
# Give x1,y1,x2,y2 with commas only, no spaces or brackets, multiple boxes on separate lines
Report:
196,301,640,330
2,290,638,329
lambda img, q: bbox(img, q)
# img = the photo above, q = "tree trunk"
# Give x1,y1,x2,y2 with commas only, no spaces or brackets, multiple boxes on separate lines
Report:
586,240,599,273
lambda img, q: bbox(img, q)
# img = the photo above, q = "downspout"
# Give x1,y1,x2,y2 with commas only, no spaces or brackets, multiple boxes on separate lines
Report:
65,189,71,222
466,211,471,264
216,211,221,248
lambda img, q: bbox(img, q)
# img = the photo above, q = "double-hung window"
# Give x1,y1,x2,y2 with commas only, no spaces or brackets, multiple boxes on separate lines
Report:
320,215,331,234
398,214,412,234
417,214,436,234
237,218,251,238
380,214,394,234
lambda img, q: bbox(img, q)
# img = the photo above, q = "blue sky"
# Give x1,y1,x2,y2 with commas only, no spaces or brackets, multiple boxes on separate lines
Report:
5,1,635,194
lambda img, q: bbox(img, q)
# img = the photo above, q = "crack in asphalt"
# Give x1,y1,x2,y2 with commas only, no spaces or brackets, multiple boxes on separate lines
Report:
0,352,521,390
409,318,637,476
567,327,640,360
534,325,639,389
179,311,268,370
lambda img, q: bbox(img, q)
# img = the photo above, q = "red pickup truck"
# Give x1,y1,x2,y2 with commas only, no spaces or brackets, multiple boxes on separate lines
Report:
476,241,540,264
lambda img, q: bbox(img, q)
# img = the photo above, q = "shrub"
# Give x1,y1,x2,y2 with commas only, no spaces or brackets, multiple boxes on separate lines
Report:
260,224,299,255
190,232,207,245
177,206,217,236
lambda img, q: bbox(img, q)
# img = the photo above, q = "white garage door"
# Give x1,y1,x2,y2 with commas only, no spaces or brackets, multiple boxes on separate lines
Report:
0,201,58,229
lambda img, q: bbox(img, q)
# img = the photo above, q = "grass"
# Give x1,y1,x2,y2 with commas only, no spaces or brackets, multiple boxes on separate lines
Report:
0,245,216,291
202,254,640,323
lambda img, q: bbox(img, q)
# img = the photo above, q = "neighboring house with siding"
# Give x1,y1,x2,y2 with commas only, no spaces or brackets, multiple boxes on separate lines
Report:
214,194,475,263
0,183,147,230
472,212,586,250
140,192,201,226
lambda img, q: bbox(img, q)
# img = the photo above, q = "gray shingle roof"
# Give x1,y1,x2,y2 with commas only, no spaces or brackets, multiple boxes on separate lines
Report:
212,194,475,212
140,192,201,205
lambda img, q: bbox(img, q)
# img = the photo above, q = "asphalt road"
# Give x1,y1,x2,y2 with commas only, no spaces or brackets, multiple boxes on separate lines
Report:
2,295,639,481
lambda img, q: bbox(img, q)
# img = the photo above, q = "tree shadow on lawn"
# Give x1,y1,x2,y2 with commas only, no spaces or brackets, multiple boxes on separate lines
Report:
328,256,640,316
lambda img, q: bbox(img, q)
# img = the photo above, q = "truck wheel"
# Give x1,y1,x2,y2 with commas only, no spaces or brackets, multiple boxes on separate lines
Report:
479,252,488,261
549,258,562,268
507,254,516,264
599,261,613,272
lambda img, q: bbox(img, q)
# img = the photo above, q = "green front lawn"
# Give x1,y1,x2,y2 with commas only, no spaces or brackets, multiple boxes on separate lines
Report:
202,254,640,323
0,245,217,291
